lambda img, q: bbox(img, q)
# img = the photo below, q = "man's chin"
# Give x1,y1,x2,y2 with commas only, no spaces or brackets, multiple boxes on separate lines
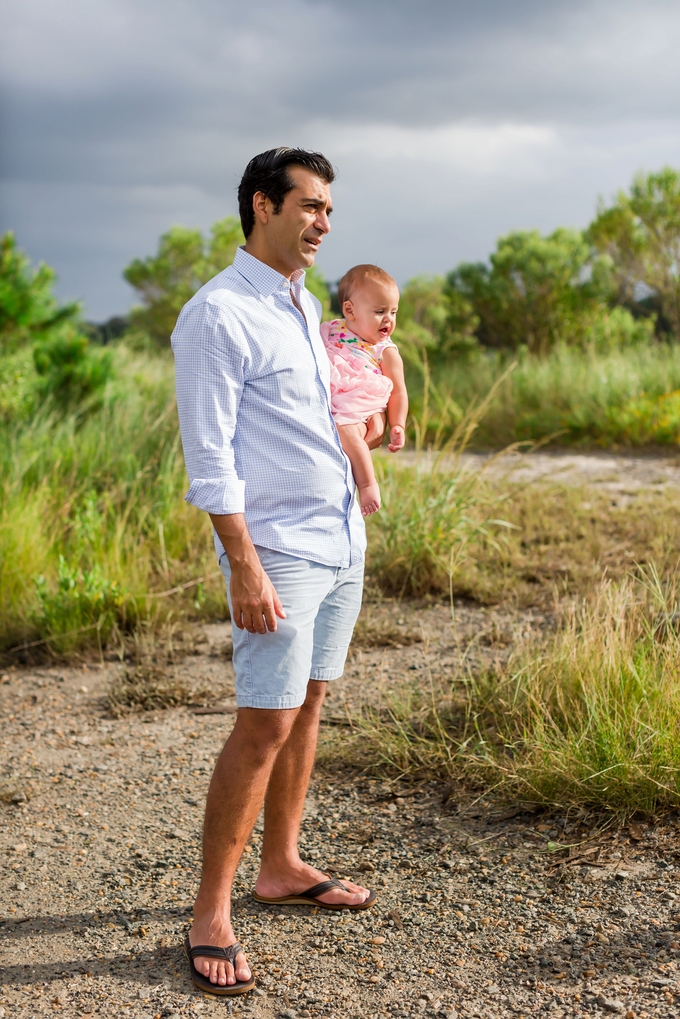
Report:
300,250,317,267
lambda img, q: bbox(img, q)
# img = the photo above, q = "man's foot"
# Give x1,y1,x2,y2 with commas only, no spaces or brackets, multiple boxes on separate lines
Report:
188,911,251,987
359,482,381,516
255,861,372,907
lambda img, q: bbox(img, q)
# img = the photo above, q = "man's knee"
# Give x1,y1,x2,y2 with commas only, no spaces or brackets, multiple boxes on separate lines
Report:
302,679,328,713
235,706,298,755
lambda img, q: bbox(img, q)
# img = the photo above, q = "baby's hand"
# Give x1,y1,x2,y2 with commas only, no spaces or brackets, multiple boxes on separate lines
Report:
388,425,405,452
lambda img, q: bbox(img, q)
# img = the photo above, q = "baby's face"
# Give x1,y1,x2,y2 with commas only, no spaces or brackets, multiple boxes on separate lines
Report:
343,280,399,345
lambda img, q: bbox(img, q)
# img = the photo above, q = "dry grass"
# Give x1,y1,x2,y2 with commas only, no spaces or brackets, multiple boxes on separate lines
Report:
327,567,680,815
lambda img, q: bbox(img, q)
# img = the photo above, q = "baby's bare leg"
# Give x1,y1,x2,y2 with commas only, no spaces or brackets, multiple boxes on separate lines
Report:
336,422,381,516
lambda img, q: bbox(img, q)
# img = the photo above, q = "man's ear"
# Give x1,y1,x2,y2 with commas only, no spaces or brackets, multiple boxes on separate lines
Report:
252,190,270,227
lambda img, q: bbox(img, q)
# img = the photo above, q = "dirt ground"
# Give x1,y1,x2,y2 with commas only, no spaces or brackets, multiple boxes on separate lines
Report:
3,452,680,1019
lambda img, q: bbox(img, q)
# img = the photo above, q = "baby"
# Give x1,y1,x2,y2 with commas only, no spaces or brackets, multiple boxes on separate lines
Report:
320,264,408,515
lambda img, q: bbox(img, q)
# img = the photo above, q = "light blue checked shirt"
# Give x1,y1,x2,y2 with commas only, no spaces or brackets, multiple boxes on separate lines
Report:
172,247,365,568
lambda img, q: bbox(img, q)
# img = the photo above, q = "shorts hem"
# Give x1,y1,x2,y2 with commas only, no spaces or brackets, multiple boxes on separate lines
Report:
235,695,306,710
310,667,344,681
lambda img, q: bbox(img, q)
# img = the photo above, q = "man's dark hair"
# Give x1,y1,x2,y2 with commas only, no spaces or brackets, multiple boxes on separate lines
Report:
238,147,336,238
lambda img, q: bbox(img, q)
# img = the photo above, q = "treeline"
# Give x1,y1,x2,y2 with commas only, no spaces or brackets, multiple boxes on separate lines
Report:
398,167,680,360
1,166,679,422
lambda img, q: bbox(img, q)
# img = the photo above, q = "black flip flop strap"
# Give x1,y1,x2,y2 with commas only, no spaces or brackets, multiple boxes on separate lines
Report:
188,941,243,965
301,878,347,899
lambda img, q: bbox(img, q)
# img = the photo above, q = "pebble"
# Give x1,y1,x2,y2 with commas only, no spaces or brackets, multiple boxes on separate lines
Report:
597,994,625,1013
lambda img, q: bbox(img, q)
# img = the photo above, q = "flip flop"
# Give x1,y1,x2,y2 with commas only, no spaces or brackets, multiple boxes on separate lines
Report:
252,876,377,910
184,937,255,996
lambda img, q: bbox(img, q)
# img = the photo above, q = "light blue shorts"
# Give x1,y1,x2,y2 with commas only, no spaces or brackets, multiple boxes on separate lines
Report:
219,546,364,710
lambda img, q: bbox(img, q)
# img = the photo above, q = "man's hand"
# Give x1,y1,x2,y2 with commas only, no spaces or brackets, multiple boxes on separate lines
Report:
230,558,285,633
210,512,286,634
364,411,386,450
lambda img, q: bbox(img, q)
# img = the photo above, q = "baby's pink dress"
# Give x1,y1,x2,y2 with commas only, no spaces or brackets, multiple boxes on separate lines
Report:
320,319,396,426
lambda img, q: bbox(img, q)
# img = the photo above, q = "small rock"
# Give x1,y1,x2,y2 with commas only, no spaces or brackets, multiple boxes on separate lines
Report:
369,936,386,945
369,975,381,983
651,978,674,987
280,1011,297,1019
597,994,625,1013
12,843,27,853
168,828,189,840
252,988,265,996
15,881,26,891
444,1012,458,1019
359,860,376,872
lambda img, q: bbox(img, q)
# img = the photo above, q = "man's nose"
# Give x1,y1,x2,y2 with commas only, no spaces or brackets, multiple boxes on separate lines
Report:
314,210,331,235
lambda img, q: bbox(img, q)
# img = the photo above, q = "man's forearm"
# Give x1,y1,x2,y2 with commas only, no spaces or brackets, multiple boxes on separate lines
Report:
209,513,258,567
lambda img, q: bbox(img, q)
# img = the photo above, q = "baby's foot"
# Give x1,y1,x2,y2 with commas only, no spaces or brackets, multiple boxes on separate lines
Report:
359,482,381,516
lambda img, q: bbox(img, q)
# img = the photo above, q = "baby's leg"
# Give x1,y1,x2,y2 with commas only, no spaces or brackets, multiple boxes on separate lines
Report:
336,422,380,516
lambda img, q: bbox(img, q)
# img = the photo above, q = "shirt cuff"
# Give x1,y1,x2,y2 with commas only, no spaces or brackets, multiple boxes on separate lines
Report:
184,478,246,515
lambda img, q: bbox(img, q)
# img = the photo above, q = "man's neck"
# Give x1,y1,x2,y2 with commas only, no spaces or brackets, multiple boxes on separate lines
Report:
244,239,302,281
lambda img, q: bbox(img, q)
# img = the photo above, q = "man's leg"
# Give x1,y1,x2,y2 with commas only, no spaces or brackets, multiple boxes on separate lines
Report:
190,706,299,987
255,679,370,905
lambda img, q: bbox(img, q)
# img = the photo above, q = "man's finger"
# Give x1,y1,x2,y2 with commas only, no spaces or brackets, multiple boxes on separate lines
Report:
273,591,286,619
263,603,278,632
253,612,267,634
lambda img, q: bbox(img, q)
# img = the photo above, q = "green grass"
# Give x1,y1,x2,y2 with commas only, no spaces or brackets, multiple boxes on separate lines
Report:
0,347,220,655
413,341,680,448
330,570,680,815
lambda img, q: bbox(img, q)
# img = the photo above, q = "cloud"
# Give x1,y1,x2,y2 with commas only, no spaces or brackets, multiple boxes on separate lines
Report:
1,0,680,316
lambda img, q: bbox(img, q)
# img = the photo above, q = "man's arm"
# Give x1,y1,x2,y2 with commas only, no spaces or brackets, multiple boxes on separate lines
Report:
211,514,286,634
173,305,284,635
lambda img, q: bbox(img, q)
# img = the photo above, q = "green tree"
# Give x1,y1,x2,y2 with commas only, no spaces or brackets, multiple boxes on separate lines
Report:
124,217,244,346
588,167,680,337
0,232,79,352
397,275,480,355
446,228,601,356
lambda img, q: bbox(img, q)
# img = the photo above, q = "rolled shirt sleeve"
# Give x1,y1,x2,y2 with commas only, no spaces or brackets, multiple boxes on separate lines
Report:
172,302,247,515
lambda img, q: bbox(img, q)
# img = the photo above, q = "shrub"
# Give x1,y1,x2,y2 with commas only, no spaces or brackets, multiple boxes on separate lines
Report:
33,330,114,410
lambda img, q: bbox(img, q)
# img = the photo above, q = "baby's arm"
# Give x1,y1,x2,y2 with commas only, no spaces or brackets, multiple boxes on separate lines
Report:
380,346,408,452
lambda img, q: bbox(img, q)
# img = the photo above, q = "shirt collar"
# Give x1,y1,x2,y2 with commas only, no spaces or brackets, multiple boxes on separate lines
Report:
233,246,306,299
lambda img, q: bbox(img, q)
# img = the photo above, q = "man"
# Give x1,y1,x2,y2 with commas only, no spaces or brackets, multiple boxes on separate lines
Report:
172,147,383,996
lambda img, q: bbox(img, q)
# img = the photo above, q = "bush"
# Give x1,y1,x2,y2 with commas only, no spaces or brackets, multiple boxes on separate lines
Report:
33,330,114,410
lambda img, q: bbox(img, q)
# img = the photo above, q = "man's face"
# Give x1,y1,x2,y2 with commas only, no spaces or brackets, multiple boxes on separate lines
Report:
263,166,332,273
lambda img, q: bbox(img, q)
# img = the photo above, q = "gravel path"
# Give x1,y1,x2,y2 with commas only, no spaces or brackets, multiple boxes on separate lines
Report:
2,614,680,1019
389,449,680,492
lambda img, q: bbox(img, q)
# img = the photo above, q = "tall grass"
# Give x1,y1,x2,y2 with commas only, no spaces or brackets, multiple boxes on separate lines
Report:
331,570,680,814
0,348,218,654
415,341,680,447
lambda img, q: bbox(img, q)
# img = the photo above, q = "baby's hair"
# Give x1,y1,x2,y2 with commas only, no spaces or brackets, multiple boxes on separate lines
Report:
337,264,398,309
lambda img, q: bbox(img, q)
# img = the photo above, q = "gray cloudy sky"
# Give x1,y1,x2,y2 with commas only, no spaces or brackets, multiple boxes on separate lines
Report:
1,0,680,319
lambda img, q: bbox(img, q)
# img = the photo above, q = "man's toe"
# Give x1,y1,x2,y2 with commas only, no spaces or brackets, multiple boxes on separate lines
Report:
235,952,251,982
